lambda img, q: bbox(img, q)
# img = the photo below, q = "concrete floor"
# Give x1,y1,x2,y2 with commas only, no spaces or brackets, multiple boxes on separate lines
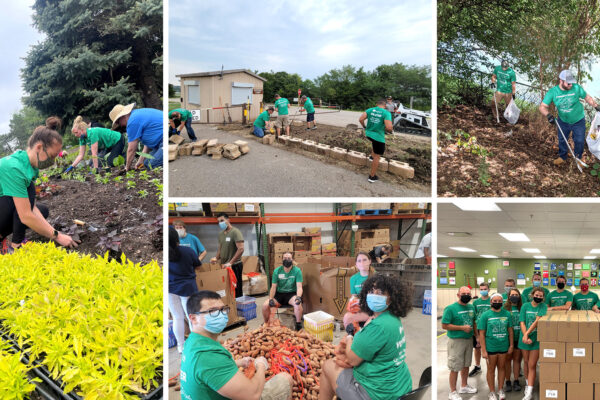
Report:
437,318,538,400
168,294,431,398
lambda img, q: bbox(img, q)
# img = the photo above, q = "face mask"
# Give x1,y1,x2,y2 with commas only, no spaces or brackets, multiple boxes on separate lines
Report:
460,294,472,304
581,284,589,292
480,290,488,297
176,229,185,238
557,282,565,289
509,295,520,304
533,280,541,287
283,259,293,268
533,297,543,304
491,302,503,310
366,294,388,312
37,148,55,169
203,312,229,334
505,286,513,293
218,221,227,230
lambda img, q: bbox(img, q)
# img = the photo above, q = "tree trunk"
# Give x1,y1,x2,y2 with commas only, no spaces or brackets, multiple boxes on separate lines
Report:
132,38,162,109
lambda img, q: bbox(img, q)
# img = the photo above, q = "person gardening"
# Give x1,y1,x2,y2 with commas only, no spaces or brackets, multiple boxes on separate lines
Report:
520,272,549,304
318,275,413,399
261,252,303,331
518,287,547,400
109,103,162,170
469,282,491,378
490,60,516,121
210,213,245,298
359,99,393,183
180,290,294,399
0,125,78,254
545,275,573,310
173,220,207,263
503,288,523,393
169,108,197,141
442,286,478,400
252,107,274,138
539,69,600,166
65,116,125,174
299,95,316,130
479,293,513,400
572,278,598,310
274,94,291,137
343,252,374,335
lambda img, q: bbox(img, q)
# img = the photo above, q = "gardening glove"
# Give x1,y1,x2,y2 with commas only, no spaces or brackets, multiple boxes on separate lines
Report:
63,166,74,173
294,296,302,305
490,82,496,89
595,105,600,112
547,114,556,125
268,299,276,307
254,356,269,370
345,323,355,336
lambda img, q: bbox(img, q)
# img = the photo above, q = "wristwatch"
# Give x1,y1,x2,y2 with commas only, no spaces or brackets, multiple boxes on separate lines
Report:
51,229,58,240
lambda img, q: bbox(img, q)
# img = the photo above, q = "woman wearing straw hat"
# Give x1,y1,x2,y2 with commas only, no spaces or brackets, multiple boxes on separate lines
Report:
109,103,162,170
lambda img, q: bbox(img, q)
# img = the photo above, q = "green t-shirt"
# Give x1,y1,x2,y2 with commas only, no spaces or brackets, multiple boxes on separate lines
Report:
545,289,573,308
365,107,392,144
169,108,193,122
352,311,412,399
274,98,290,115
79,127,121,150
542,84,587,124
478,308,512,353
180,333,239,400
0,150,38,198
253,110,271,128
303,97,315,113
442,302,475,339
572,292,599,310
271,266,303,293
473,297,491,322
518,302,547,350
508,305,521,338
493,66,516,94
521,286,549,304
350,273,369,295
217,227,244,265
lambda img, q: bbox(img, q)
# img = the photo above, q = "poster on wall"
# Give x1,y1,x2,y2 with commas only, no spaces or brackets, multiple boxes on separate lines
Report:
550,278,556,286
567,272,573,278
567,263,573,270
440,278,448,285
449,277,456,285
534,263,541,270
517,278,527,286
517,273,525,279
543,263,549,271
575,264,582,270
592,271,598,278
550,271,557,278
583,264,590,270
449,261,455,269
567,278,573,286
575,278,581,286
439,262,447,269
551,263,557,270
582,271,591,278
591,278,598,287
542,271,549,278
440,270,447,277
448,270,456,277
558,270,565,276
592,263,597,271
558,264,565,270
575,270,582,278
543,278,549,286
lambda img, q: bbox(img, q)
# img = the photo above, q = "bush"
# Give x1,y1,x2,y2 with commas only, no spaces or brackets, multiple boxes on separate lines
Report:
0,342,38,400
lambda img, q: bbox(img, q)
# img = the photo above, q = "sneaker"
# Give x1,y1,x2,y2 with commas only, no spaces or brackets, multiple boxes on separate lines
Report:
498,389,506,400
306,128,310,131
368,175,379,183
369,155,374,161
312,126,317,130
513,380,521,392
458,385,477,394
0,238,9,255
448,391,462,400
191,138,198,142
295,322,302,331
522,386,533,400
468,365,481,377
503,380,512,392
488,393,498,400
553,157,565,165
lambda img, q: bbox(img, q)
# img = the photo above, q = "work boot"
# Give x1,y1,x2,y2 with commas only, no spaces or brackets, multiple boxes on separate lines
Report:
553,157,565,166
468,365,481,377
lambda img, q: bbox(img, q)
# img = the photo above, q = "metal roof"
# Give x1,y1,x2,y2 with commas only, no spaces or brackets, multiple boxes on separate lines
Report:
176,69,267,81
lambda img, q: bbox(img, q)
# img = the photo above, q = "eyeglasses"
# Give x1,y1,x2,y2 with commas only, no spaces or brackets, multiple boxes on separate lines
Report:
193,306,230,317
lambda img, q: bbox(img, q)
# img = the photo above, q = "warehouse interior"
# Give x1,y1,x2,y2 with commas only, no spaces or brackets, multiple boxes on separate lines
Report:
168,202,432,398
437,201,600,399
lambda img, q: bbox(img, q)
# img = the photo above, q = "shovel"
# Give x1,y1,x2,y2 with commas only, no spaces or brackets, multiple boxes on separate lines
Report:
225,102,233,123
556,120,588,172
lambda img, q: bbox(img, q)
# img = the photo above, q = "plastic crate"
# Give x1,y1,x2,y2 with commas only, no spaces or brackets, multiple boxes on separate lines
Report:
304,311,334,342
422,290,432,315
236,295,257,321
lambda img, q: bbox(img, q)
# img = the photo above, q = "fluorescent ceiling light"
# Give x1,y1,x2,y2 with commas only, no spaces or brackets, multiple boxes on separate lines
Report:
480,255,498,258
499,233,530,242
449,247,476,252
584,256,597,260
522,248,541,253
453,200,501,211
590,249,600,254
533,255,547,259
437,254,448,258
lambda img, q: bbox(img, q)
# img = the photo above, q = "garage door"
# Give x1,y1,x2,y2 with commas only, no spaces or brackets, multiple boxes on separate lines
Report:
231,82,254,105
188,85,200,105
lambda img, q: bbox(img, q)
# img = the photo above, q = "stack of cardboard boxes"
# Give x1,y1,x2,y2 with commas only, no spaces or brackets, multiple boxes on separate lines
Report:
338,227,390,256
267,231,330,278
391,202,427,214
340,203,391,213
209,203,260,216
538,310,600,399
194,264,240,327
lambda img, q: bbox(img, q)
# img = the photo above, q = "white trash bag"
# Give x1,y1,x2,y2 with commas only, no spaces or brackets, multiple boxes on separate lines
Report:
503,99,521,125
586,112,600,161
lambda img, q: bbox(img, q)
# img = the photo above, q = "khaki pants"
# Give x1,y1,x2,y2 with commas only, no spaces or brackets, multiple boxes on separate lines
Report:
447,337,473,372
491,91,512,120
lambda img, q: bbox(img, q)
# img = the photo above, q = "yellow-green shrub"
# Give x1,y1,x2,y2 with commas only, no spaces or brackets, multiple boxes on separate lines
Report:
0,242,162,399
0,341,39,400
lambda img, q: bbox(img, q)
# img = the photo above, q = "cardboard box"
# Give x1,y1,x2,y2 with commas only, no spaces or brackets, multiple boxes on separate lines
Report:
539,382,565,400
557,312,580,343
559,363,580,383
294,250,309,264
241,256,259,274
594,343,600,363
303,264,357,320
210,203,236,214
242,273,268,295
195,269,239,325
581,363,600,383
540,342,565,363
236,203,260,214
539,312,562,342
540,363,560,383
293,237,312,251
579,311,600,343
567,383,593,400
303,227,321,234
322,243,337,252
273,242,293,254
566,342,592,364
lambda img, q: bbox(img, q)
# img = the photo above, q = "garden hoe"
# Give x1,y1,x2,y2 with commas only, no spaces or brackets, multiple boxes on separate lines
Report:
556,121,588,172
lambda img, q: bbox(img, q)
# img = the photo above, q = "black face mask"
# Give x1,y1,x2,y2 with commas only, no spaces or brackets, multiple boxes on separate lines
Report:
557,282,565,289
283,259,293,268
460,294,471,304
491,302,503,310
533,297,543,303
509,295,520,304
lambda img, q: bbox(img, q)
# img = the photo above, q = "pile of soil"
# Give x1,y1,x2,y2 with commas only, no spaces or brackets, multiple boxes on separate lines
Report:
28,168,162,265
437,104,599,197
218,122,431,184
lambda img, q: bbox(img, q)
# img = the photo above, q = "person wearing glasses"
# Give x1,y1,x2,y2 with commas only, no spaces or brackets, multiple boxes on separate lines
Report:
539,69,600,166
180,290,294,399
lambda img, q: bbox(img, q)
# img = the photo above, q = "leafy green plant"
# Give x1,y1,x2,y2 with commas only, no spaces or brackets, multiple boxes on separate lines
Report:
591,163,600,178
478,156,491,187
137,189,148,198
125,170,136,180
126,180,136,190
71,173,86,183
112,155,125,167
113,176,124,183
136,151,155,160
138,170,150,181
0,342,40,399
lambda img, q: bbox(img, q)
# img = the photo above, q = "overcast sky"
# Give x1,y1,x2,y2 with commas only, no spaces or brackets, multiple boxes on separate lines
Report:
0,1,43,134
169,0,433,84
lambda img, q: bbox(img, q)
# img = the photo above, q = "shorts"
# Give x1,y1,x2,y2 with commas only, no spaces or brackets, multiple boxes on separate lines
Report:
335,368,371,400
261,373,293,400
307,112,315,122
368,137,385,155
276,115,290,128
274,291,296,306
448,338,473,372
487,351,507,356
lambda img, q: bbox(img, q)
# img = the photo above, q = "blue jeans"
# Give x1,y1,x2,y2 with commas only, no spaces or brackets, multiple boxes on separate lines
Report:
557,117,586,159
185,119,197,140
144,142,163,169
253,126,265,138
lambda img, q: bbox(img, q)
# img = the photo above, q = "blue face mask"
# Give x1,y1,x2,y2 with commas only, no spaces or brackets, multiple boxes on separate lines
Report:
366,294,388,313
533,280,541,287
218,221,227,230
480,290,488,297
203,312,228,334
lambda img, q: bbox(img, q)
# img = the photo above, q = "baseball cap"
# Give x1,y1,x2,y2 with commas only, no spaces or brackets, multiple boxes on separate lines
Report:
559,70,576,84
501,60,509,69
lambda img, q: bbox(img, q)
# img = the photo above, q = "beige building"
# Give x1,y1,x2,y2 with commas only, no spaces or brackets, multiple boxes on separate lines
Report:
176,69,266,123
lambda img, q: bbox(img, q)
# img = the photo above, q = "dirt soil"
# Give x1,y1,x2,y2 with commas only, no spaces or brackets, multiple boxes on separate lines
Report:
437,104,600,197
28,169,163,265
217,122,431,184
